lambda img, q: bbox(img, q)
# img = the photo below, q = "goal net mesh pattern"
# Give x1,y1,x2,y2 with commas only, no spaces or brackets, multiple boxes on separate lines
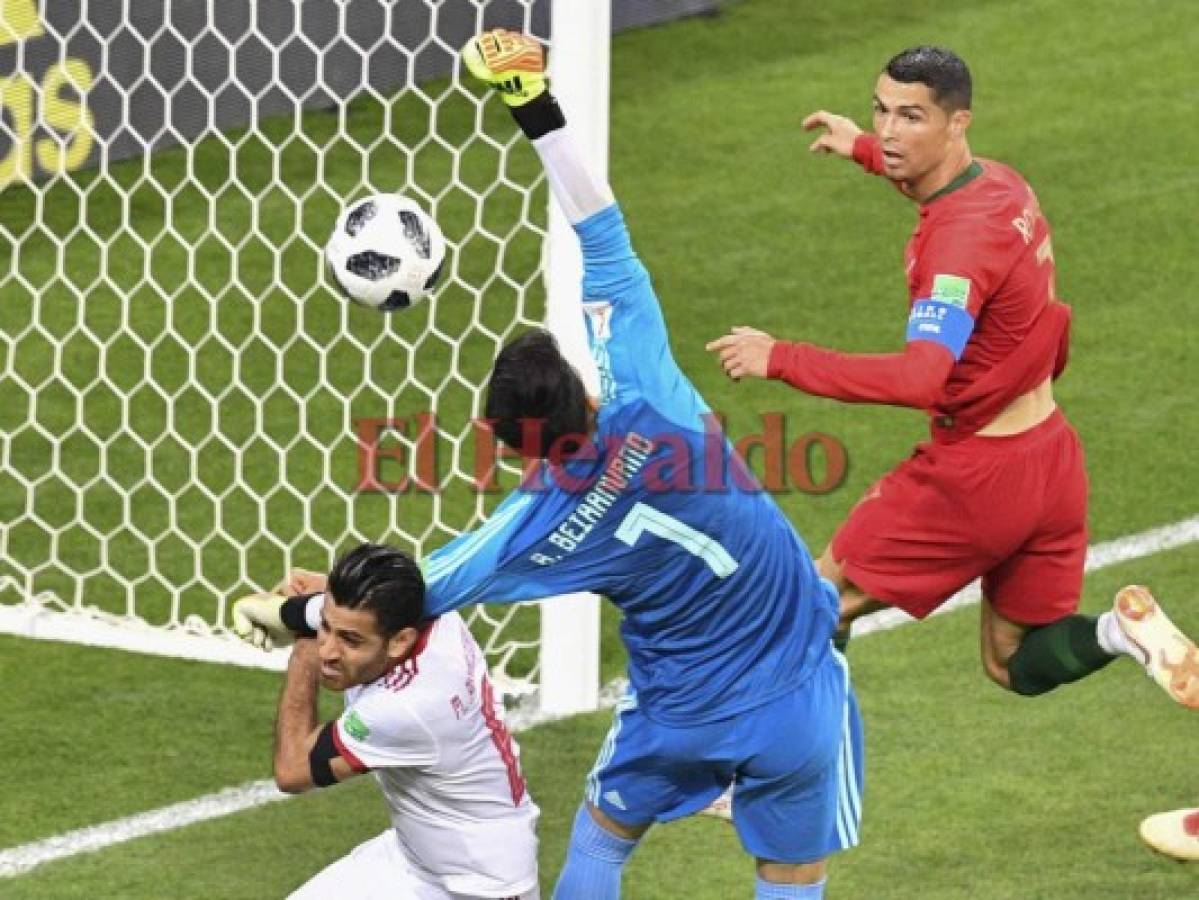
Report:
0,0,555,694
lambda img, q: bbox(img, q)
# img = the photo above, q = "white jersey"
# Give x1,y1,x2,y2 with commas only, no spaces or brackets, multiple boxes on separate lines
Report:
331,611,539,898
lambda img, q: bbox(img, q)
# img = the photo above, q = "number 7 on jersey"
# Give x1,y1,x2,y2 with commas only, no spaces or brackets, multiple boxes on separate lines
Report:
615,502,739,578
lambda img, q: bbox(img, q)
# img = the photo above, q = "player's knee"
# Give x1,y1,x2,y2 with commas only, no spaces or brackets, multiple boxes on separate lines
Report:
816,547,843,586
981,647,1015,691
586,802,649,843
553,804,641,898
756,858,827,888
835,586,883,632
980,604,1029,693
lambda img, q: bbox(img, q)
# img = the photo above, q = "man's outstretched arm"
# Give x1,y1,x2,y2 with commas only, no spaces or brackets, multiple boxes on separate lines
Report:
464,30,614,227
803,110,888,176
707,326,955,410
767,337,954,408
474,38,648,315
465,29,706,423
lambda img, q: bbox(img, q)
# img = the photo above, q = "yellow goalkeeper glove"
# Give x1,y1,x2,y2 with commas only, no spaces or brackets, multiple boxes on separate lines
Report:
461,29,547,107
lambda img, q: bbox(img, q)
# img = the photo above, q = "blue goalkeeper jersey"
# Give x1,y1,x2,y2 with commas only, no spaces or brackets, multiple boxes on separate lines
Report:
424,203,838,726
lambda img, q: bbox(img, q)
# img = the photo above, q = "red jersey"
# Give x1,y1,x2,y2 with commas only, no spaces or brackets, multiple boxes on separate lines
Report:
768,135,1071,440
904,156,1069,437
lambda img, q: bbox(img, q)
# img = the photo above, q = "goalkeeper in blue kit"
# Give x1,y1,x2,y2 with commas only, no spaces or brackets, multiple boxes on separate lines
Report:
425,30,864,899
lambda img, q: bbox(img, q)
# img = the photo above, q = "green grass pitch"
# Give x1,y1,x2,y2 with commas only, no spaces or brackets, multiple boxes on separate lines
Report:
3,0,1199,896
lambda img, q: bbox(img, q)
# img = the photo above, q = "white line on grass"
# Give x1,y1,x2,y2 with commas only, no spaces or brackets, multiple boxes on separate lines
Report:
2,514,1197,879
0,782,291,878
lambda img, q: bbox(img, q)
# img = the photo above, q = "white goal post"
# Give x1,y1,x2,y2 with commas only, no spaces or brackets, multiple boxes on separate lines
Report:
0,0,725,723
537,0,608,717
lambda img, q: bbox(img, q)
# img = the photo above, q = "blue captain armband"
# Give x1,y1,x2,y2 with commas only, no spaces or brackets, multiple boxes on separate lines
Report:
905,299,976,360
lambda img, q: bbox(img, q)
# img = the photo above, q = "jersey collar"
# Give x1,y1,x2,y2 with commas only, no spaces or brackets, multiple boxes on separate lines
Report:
409,619,435,658
379,618,436,682
922,159,983,206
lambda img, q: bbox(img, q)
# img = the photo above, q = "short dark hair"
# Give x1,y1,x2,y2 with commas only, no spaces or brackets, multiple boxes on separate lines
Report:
327,543,425,637
484,328,589,459
884,46,972,111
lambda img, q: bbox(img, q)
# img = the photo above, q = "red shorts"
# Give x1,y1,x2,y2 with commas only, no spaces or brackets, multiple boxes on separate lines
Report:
831,409,1088,625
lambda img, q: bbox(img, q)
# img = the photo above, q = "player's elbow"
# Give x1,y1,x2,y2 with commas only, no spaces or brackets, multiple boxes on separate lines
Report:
274,773,311,795
908,379,944,410
902,343,955,408
891,371,944,409
273,758,313,794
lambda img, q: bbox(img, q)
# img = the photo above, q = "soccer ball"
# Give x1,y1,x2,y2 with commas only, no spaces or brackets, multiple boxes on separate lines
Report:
325,194,447,312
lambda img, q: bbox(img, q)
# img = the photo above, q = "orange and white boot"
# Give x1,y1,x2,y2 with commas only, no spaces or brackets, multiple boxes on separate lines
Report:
1112,585,1199,709
1140,807,1199,861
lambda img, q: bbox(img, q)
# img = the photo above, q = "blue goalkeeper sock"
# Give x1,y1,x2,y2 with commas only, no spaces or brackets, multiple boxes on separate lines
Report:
755,876,826,899
551,804,639,899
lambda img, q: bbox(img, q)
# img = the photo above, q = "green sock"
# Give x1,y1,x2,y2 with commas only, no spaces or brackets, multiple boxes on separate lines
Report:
1007,614,1116,696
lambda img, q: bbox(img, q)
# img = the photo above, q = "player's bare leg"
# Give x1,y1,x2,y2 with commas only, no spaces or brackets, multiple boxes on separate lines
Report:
588,803,651,842
758,858,828,891
818,547,888,650
979,598,1031,689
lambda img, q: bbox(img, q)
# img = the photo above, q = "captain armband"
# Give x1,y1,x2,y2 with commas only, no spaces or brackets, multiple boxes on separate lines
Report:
905,299,976,360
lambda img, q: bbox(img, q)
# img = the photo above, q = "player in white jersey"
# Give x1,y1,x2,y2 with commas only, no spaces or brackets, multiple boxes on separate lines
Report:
232,543,540,900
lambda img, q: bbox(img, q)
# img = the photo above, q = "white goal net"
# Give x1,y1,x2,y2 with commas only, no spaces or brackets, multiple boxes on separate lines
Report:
0,0,713,720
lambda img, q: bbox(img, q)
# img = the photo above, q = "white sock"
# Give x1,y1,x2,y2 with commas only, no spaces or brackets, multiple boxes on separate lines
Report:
531,127,614,224
1096,611,1146,663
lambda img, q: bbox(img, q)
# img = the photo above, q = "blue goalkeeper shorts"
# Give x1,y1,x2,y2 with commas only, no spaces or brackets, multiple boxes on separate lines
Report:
586,649,864,863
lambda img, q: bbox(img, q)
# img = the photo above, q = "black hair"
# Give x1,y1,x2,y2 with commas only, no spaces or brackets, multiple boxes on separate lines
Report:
884,46,972,111
326,543,425,637
484,328,590,459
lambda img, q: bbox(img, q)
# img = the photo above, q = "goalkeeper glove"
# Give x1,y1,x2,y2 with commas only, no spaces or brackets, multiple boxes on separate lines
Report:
230,593,313,652
461,29,547,107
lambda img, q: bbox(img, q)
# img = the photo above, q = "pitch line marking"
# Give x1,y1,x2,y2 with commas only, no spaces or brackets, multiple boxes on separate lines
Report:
0,782,290,878
2,514,1197,879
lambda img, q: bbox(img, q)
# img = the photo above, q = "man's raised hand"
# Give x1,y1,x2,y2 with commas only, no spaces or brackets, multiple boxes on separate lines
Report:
705,326,777,381
275,568,327,597
801,110,862,159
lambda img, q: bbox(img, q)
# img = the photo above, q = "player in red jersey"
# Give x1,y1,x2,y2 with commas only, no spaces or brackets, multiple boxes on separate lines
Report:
707,46,1198,706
